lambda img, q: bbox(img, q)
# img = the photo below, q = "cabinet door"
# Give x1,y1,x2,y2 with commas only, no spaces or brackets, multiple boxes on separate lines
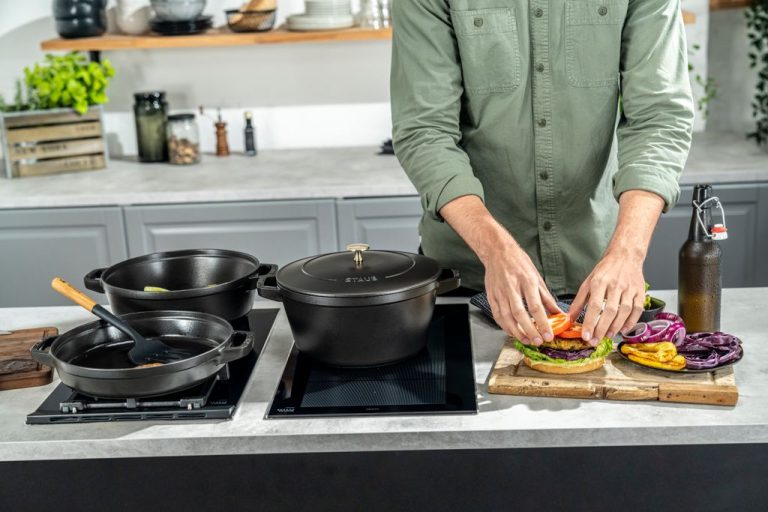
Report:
337,197,422,252
645,184,765,290
125,200,338,265
0,207,127,307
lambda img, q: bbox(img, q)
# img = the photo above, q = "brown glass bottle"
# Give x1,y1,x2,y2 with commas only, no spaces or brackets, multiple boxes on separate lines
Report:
678,184,722,333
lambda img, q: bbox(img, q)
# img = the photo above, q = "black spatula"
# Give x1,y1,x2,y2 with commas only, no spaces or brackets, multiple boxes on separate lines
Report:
51,277,183,366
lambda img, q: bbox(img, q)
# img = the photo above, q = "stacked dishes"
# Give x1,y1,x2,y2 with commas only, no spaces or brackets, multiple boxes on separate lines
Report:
286,0,355,31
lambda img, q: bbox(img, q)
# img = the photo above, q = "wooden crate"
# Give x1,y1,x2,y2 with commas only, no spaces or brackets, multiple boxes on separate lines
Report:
0,107,108,178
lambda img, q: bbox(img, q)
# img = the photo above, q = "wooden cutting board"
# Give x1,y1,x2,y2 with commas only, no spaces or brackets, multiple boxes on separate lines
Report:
488,339,738,406
0,328,58,391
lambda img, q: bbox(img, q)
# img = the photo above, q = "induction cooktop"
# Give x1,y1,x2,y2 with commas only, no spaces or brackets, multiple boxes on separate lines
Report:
267,303,478,418
27,309,280,424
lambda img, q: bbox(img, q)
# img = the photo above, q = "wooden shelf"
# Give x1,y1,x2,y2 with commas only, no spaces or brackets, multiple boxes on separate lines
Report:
41,26,392,52
710,0,751,10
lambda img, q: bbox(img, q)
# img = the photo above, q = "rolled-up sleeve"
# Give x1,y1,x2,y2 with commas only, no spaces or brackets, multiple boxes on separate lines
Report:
390,0,484,221
614,0,695,211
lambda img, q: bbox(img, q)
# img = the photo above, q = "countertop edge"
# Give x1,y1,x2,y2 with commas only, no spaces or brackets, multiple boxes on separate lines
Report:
2,424,766,462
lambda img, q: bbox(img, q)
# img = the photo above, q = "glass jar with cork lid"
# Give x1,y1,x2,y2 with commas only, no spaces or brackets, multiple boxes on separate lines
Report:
167,113,201,165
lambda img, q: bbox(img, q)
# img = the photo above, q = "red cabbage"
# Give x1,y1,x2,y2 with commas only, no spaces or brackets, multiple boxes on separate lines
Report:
540,347,595,361
678,332,743,370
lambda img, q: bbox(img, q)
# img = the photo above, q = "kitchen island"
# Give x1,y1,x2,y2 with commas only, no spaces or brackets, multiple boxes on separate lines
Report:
1,288,766,512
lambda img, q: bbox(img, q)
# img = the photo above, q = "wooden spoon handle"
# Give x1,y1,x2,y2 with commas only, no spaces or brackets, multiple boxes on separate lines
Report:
51,277,98,312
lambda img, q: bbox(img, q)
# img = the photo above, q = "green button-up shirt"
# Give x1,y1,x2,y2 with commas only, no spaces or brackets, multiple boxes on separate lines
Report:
391,0,694,294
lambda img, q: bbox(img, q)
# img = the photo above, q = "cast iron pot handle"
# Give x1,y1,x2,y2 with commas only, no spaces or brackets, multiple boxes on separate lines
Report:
248,263,278,290
256,275,283,302
30,336,57,368
436,268,461,295
219,331,255,364
84,268,106,294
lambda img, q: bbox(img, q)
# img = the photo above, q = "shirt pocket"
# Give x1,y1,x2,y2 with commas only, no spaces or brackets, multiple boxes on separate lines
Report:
565,0,628,88
451,8,521,95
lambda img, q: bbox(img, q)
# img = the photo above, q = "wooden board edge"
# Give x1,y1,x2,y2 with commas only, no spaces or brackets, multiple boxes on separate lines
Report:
658,382,739,406
0,369,53,391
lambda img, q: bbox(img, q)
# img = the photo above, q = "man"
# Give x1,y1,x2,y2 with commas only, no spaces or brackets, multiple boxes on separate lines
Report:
391,1,694,347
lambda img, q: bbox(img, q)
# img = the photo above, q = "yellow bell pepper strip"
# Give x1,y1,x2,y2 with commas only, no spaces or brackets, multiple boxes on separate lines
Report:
621,342,686,371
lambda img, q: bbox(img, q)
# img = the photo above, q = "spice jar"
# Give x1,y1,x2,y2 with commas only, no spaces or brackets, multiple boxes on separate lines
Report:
167,113,201,165
134,91,168,162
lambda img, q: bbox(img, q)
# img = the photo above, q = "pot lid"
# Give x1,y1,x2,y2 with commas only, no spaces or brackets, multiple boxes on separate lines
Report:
276,244,442,299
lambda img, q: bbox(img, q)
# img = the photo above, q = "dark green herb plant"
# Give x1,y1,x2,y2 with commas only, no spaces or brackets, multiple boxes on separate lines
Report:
746,0,768,145
0,52,115,115
688,43,717,119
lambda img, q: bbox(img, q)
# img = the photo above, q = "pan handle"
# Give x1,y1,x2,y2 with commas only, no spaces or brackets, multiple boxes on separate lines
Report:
84,267,106,294
436,268,461,295
247,263,278,290
30,336,57,368
219,331,255,364
256,275,283,302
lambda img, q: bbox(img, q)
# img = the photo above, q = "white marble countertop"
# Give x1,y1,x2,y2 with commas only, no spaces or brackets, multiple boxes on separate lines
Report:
0,132,766,209
0,288,765,462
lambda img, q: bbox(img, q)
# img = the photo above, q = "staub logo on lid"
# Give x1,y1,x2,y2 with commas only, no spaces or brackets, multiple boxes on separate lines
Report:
345,276,379,283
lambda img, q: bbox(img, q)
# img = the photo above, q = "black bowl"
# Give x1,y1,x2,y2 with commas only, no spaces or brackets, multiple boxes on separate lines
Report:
53,0,106,19
55,16,107,38
639,296,666,323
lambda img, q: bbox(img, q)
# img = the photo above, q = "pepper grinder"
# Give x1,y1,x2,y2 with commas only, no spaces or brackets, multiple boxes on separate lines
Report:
199,105,230,157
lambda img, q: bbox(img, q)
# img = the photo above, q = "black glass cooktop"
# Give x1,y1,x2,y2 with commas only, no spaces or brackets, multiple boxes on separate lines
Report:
26,309,280,425
267,303,477,418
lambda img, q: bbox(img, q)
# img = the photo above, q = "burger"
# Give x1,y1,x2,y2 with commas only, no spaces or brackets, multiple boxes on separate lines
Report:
513,314,613,374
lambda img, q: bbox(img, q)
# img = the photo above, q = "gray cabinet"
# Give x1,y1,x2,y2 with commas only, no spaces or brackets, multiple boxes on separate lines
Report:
125,200,338,266
337,197,422,252
645,184,768,290
0,207,127,307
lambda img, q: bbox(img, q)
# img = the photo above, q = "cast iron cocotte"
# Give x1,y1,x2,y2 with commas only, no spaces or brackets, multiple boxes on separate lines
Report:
257,244,461,367
84,249,277,321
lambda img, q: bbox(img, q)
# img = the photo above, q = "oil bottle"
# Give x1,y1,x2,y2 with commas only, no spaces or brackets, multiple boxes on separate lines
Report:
678,184,727,333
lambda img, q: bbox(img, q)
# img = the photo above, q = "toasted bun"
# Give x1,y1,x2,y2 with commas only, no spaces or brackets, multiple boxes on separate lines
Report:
541,338,592,351
522,356,605,375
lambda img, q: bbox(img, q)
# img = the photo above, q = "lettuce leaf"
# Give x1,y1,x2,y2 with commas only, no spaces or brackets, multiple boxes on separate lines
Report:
514,338,613,366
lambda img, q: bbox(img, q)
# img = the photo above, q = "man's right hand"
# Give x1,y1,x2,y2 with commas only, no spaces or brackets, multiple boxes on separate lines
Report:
482,242,561,345
439,195,561,345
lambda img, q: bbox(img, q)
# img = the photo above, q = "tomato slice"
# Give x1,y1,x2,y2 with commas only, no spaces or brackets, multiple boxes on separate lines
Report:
547,313,572,336
559,324,583,339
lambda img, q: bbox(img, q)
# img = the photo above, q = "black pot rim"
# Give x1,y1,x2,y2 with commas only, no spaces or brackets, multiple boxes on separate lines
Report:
277,282,438,307
48,310,233,379
99,248,262,300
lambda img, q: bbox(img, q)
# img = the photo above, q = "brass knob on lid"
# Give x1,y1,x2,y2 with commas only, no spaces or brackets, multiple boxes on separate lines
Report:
346,243,370,265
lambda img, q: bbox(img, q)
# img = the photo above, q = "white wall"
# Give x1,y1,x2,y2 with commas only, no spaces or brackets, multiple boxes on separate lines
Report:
0,0,391,154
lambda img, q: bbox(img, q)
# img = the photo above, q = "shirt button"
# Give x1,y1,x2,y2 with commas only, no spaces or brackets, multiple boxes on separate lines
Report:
535,63,545,73
534,8,544,18
598,6,608,16
539,171,549,180
537,118,547,128
543,221,553,231
474,17,484,27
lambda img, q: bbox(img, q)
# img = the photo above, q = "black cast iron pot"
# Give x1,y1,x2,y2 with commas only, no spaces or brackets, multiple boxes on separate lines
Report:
84,249,277,321
30,310,254,398
257,244,460,367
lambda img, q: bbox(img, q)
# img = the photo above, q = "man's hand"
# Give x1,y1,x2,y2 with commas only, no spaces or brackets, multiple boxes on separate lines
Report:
570,190,665,345
440,195,561,345
483,243,561,346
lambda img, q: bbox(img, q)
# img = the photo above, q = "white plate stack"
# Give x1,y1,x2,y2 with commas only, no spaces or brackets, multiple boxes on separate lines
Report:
287,0,355,31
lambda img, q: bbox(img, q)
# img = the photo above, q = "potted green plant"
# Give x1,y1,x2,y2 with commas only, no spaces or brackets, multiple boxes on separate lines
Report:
746,0,768,147
0,52,115,178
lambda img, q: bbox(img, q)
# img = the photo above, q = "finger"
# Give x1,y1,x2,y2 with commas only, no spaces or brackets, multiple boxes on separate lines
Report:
537,276,562,315
605,291,634,338
581,279,607,345
569,282,589,323
524,283,552,343
490,289,528,342
510,294,542,346
621,294,646,334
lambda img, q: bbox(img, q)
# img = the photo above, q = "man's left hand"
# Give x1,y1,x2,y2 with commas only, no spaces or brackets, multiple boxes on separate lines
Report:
569,253,646,346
